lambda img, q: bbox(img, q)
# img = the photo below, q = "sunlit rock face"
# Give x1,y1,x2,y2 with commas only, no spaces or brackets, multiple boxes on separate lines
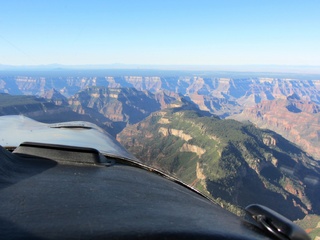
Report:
231,95,320,160
67,87,182,135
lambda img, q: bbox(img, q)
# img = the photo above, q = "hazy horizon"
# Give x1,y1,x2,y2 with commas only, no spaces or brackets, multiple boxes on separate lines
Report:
1,63,320,74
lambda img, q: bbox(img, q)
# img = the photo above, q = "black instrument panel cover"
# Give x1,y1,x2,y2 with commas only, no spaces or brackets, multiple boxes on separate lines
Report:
0,146,271,239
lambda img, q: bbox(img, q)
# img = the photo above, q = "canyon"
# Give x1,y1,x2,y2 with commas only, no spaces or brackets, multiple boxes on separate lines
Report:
1,71,320,160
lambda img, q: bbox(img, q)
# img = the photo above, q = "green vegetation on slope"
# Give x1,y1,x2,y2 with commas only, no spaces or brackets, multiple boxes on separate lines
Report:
118,108,320,222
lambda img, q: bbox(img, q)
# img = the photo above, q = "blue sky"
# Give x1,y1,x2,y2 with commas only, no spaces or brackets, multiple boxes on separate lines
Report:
1,0,320,66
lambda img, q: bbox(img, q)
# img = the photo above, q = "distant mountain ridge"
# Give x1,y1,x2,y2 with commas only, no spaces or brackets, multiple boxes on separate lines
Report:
1,74,320,114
